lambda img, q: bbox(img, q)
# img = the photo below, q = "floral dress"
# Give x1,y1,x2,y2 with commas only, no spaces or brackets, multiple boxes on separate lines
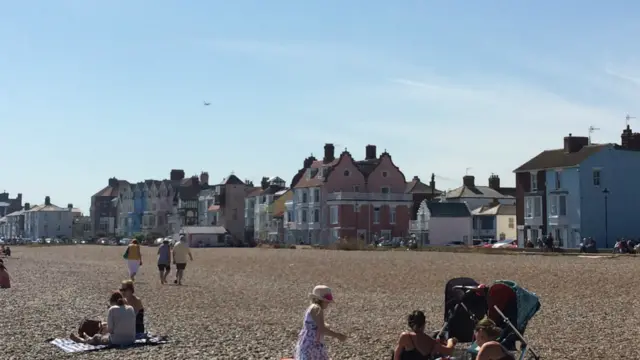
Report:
294,306,329,360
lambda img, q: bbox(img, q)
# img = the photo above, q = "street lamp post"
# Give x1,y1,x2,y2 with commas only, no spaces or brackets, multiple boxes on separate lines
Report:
603,188,610,248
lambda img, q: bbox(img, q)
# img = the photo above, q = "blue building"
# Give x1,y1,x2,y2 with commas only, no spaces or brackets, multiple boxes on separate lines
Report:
514,128,640,248
130,183,144,234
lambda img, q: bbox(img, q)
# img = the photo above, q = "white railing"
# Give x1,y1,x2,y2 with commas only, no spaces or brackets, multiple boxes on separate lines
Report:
326,192,412,202
410,220,428,231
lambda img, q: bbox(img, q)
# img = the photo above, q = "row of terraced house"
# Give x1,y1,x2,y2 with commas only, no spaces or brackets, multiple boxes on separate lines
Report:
88,143,523,246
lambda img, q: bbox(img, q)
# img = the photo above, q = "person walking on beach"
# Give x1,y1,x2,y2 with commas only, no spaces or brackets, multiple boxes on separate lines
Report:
157,239,172,284
294,285,347,360
172,236,193,285
123,239,143,281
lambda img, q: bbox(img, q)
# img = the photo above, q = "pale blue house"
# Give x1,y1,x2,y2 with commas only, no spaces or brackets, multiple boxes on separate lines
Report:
514,127,640,248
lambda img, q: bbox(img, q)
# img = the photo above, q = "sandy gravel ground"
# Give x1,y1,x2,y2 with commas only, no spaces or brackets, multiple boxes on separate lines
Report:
0,246,637,359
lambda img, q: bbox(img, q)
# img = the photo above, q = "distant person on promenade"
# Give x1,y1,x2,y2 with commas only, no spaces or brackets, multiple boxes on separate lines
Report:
172,236,193,286
157,239,172,284
123,239,143,281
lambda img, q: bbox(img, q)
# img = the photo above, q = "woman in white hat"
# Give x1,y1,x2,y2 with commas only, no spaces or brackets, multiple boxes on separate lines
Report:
294,285,347,360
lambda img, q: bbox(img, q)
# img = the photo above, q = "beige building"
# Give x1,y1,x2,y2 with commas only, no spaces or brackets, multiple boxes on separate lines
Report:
471,202,517,241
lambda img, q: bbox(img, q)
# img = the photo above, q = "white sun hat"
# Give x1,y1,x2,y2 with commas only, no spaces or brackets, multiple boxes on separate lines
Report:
309,285,334,302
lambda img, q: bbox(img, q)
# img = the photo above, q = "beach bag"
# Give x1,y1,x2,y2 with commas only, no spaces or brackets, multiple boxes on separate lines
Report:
122,247,129,259
78,318,102,337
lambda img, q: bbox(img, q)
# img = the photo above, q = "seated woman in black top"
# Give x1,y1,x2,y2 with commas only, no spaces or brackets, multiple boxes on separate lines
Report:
393,310,457,360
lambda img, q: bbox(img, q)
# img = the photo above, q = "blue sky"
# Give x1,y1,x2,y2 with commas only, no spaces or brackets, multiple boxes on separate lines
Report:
2,1,640,213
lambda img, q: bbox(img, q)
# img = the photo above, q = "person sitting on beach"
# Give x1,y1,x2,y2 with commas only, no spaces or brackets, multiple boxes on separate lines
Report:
120,280,145,334
3,246,10,257
294,285,347,360
0,264,11,289
393,310,457,360
474,317,514,360
71,291,136,346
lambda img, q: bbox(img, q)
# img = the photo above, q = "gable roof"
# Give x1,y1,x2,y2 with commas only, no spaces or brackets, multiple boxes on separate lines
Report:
472,203,516,216
223,174,245,185
426,202,471,217
513,144,609,173
405,176,441,194
445,185,514,200
295,150,405,188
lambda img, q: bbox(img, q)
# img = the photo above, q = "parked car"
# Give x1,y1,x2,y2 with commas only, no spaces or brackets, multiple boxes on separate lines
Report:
119,238,131,246
492,239,517,249
445,241,465,247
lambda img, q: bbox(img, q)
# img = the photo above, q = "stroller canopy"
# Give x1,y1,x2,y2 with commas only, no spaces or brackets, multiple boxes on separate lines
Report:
440,278,541,344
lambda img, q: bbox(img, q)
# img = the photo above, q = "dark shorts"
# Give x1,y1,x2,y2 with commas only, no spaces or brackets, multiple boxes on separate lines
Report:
175,263,187,270
157,264,171,272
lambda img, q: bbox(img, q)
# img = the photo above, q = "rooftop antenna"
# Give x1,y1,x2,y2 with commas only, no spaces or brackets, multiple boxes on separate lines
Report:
626,114,635,126
588,126,600,145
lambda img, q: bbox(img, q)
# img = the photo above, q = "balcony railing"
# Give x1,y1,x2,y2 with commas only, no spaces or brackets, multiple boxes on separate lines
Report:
326,192,412,202
410,220,428,231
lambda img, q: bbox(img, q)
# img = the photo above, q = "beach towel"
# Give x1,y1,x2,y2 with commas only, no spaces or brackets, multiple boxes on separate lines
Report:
49,333,168,353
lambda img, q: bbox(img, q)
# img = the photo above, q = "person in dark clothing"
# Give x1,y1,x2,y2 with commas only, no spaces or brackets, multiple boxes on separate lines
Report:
393,310,456,360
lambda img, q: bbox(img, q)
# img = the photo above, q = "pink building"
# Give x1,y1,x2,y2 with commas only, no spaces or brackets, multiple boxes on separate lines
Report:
286,143,413,245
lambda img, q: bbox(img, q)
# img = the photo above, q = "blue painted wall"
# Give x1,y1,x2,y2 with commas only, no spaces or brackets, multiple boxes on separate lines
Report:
579,145,640,247
545,167,581,227
131,187,143,233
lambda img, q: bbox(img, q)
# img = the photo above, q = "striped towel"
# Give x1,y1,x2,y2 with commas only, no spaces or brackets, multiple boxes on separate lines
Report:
50,334,169,353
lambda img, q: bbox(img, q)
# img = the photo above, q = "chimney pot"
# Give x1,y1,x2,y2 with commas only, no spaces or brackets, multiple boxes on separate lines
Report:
564,135,588,153
365,145,377,160
44,196,51,206
323,143,335,163
24,203,30,210
413,176,420,181
488,174,501,191
463,175,475,187
170,169,185,181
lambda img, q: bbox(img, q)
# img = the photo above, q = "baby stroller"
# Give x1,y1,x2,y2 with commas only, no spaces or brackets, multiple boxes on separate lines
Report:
434,277,541,360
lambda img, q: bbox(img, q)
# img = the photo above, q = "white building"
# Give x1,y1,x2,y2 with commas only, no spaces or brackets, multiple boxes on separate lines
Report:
0,217,7,238
244,177,287,241
24,197,74,240
410,200,473,245
442,175,515,211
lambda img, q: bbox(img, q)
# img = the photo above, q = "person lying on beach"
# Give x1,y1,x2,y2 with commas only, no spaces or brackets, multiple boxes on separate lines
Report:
70,291,136,346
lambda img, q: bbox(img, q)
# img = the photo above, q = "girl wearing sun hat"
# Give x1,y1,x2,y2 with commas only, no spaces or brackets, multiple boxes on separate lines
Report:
293,285,347,360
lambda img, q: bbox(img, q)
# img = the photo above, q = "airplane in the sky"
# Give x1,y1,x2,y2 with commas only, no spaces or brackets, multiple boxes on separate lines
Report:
203,101,211,106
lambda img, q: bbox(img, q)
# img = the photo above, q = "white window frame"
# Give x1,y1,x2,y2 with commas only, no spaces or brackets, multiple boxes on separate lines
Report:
313,188,320,202
313,209,320,223
508,217,514,229
530,173,538,191
390,206,396,224
533,196,542,217
373,207,380,224
593,168,601,186
301,210,307,223
330,206,339,225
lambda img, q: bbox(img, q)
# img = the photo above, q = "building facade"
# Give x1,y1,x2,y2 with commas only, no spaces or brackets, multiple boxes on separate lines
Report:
0,192,23,217
441,175,515,211
24,197,74,239
410,201,473,245
206,174,250,241
515,129,640,248
244,177,287,241
286,143,413,245
471,203,517,241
